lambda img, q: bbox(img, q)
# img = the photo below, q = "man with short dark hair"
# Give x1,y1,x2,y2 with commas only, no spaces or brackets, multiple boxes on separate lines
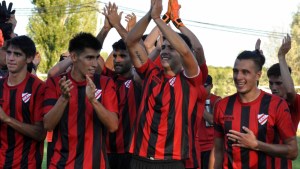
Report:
43,32,119,169
0,35,46,168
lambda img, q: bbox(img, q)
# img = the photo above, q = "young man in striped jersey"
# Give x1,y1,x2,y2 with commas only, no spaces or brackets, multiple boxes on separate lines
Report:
213,49,298,169
125,0,204,168
0,35,46,168
43,32,119,169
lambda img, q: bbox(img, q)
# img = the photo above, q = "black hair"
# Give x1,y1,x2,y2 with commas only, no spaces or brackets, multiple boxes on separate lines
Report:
5,35,36,58
112,39,127,51
162,33,192,50
267,63,292,77
236,50,265,71
68,32,102,54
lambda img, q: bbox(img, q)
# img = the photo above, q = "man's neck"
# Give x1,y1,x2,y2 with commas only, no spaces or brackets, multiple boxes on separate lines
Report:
8,70,28,86
239,88,261,103
71,69,86,82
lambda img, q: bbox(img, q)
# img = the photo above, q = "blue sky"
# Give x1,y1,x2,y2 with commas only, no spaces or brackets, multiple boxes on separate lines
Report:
11,0,300,67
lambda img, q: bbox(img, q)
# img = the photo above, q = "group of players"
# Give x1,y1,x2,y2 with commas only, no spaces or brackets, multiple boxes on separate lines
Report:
0,0,299,169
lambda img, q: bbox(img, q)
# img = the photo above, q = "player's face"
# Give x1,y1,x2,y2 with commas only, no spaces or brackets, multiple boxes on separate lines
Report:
268,75,287,99
233,59,261,95
160,40,182,71
6,45,32,74
113,49,132,75
73,48,99,78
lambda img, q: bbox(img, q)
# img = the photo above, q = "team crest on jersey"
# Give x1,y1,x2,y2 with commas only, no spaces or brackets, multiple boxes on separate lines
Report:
257,114,269,125
22,93,31,103
124,80,132,88
95,89,102,100
169,77,176,87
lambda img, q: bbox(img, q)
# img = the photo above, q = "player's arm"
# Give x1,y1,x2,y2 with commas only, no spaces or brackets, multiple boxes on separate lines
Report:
96,4,112,46
86,75,118,132
0,84,46,141
0,110,45,141
103,2,128,40
151,0,198,77
228,127,298,160
125,4,152,68
144,26,160,54
48,57,72,77
278,34,296,104
43,76,73,131
203,109,213,124
213,137,224,169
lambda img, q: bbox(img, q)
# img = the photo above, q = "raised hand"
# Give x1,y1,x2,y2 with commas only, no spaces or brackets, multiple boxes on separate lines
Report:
151,0,162,20
125,13,136,32
59,76,73,100
0,1,15,23
85,75,96,102
102,2,123,28
254,38,263,55
278,34,291,59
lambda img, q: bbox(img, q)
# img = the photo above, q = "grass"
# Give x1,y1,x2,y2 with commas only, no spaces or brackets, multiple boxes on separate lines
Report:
41,137,300,169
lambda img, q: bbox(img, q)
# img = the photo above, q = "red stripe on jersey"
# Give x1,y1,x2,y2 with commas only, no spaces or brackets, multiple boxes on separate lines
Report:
214,91,295,169
0,73,45,169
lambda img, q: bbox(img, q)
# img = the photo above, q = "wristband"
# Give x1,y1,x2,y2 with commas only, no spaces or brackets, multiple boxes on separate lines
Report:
162,14,171,24
172,18,184,28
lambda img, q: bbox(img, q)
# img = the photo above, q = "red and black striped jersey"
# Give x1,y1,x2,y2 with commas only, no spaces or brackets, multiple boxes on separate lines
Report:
214,90,295,169
198,94,221,152
0,73,45,169
274,94,300,169
129,59,202,160
43,72,118,169
185,86,207,168
102,68,142,154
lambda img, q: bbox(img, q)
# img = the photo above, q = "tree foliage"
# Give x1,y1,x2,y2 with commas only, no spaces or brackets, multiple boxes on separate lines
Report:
288,6,300,85
27,0,99,73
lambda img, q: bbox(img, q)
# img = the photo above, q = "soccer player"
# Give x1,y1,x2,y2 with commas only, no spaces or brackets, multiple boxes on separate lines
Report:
103,39,142,169
266,34,300,169
213,49,298,168
267,34,300,129
198,75,221,169
43,32,119,169
125,0,202,168
0,35,46,168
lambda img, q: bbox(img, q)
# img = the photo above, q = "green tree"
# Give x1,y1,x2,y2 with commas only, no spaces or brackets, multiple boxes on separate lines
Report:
288,6,300,86
27,0,99,73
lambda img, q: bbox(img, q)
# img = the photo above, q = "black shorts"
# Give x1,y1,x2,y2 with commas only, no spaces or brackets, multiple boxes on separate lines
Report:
201,150,212,169
108,153,132,169
130,155,185,169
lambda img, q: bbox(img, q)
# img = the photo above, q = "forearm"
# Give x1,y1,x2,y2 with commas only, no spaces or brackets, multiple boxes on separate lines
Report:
256,137,298,160
144,26,160,54
113,23,128,41
48,58,72,77
278,57,296,102
43,96,69,131
90,99,118,132
213,137,224,168
203,110,213,124
179,26,205,65
126,12,151,46
96,26,111,45
4,120,45,141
